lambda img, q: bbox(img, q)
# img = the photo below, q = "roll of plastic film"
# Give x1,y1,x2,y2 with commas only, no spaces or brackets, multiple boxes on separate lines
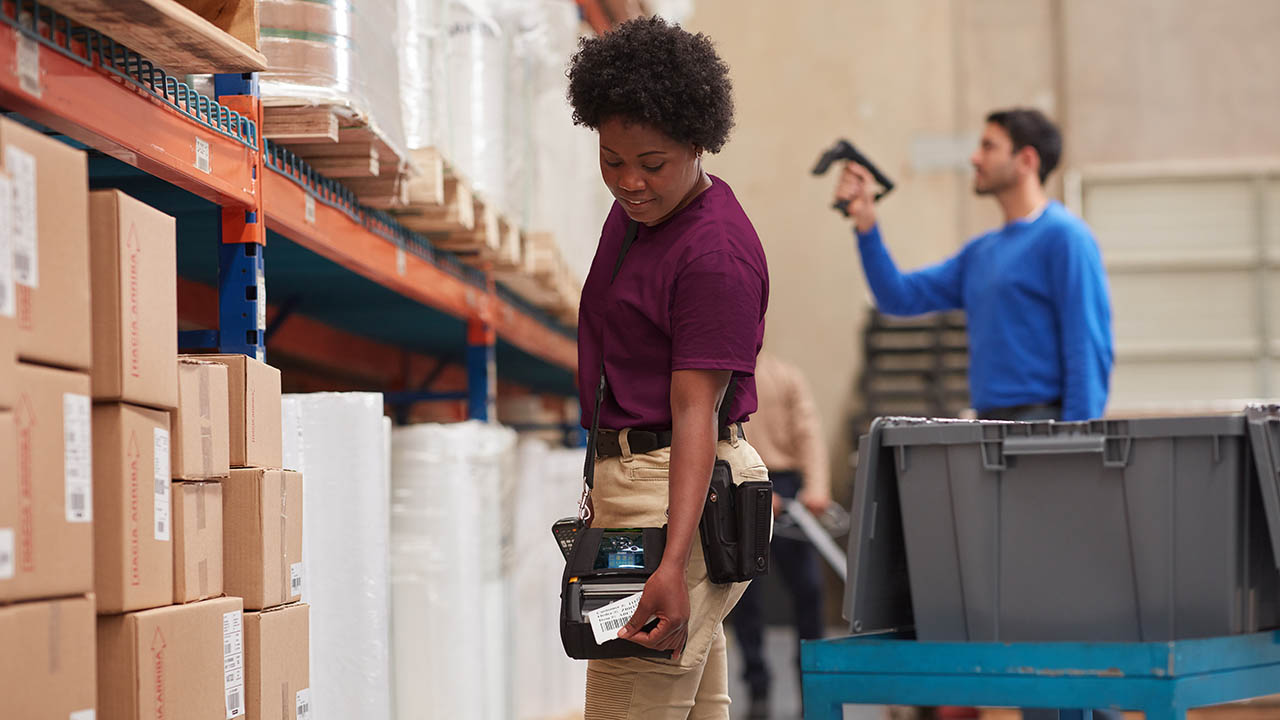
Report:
260,0,354,37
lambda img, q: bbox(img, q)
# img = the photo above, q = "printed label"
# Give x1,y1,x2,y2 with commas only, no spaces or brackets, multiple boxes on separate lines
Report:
295,688,312,720
63,394,92,523
0,175,13,317
195,137,211,174
7,145,37,288
153,428,171,541
69,711,96,720
290,562,304,598
223,610,245,719
587,591,644,645
304,194,316,224
0,527,14,580
256,263,266,330
17,32,40,97
396,247,407,276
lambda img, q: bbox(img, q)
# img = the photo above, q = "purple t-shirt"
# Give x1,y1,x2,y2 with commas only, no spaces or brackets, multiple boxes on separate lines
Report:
578,176,769,430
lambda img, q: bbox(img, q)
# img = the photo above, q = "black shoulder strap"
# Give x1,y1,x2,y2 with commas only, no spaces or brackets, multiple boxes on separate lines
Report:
611,220,640,282
584,220,641,489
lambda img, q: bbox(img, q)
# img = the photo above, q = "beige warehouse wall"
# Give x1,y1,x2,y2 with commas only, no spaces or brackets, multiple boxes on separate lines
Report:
1062,0,1280,166
687,1,1058,491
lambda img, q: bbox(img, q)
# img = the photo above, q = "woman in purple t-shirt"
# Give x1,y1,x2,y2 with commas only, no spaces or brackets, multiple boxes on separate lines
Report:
566,17,771,719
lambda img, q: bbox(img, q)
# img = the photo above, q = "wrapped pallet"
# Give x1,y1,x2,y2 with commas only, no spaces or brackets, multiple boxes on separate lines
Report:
391,421,517,720
400,0,448,154
282,392,393,720
443,0,508,213
510,438,589,718
259,0,410,164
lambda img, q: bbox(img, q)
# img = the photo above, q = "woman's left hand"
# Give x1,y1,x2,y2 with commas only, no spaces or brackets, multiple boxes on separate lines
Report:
617,563,690,660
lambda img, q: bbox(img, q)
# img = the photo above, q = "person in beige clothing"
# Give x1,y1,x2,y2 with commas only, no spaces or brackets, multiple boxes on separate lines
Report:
731,351,831,719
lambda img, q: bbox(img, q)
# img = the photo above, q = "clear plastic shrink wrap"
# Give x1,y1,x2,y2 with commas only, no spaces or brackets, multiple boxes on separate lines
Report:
282,393,393,720
259,0,409,161
399,0,448,153
391,421,517,720
509,438,589,718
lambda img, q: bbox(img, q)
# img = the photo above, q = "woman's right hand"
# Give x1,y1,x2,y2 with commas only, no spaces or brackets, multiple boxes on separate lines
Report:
617,563,690,660
834,161,878,234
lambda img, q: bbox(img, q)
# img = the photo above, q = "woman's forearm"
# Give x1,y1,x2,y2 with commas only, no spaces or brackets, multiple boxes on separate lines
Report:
662,369,731,571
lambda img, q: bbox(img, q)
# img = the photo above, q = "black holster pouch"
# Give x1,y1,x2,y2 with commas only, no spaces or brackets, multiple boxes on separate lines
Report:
560,526,672,660
699,459,773,584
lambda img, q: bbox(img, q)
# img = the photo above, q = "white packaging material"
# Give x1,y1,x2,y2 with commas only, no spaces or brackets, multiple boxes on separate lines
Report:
391,421,516,720
283,392,392,720
509,438,587,718
259,0,409,166
399,0,447,152
443,0,508,213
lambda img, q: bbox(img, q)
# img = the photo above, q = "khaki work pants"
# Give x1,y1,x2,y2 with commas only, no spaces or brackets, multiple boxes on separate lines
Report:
584,427,770,720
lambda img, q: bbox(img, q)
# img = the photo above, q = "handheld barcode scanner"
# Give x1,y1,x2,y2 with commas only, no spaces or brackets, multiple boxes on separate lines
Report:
560,526,672,660
812,138,895,216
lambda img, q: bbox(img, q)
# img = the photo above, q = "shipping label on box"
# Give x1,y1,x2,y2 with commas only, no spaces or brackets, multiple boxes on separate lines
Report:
97,596,244,720
2,116,91,370
89,189,178,410
92,402,174,615
173,359,231,480
0,595,97,720
0,363,93,604
244,604,309,720
224,468,303,610
190,354,281,468
174,481,224,604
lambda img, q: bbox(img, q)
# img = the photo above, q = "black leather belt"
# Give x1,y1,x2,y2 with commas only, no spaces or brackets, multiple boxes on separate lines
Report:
977,401,1062,421
595,423,744,459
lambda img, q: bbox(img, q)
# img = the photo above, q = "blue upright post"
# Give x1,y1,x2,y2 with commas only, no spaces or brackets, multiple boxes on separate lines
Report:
212,72,265,360
218,241,266,361
467,316,496,421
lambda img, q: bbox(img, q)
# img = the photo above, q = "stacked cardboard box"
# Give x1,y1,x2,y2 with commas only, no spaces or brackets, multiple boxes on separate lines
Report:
198,353,310,719
172,358,231,605
89,189,178,616
0,117,99,720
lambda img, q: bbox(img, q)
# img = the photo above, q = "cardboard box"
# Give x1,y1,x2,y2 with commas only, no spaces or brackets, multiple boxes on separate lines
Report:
224,468,303,610
244,603,310,720
0,363,93,603
174,481,223,604
0,595,97,719
89,189,178,410
0,316,13,411
97,596,246,720
0,168,15,409
3,116,91,371
92,402,174,614
193,354,282,468
173,358,231,480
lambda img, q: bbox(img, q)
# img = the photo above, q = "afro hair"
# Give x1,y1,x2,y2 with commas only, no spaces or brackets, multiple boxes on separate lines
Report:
566,16,735,153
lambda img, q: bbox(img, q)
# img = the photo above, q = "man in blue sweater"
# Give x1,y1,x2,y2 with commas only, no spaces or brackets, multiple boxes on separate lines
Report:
835,108,1113,422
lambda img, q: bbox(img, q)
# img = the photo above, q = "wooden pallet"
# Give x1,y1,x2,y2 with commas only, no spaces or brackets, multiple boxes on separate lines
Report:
43,0,267,73
262,108,414,207
395,173,474,235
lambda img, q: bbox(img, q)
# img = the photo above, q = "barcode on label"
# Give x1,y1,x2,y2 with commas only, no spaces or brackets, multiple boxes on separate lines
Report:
295,688,312,720
225,688,243,719
600,615,628,632
8,145,37,288
290,562,304,598
153,429,170,541
63,394,92,522
195,138,211,174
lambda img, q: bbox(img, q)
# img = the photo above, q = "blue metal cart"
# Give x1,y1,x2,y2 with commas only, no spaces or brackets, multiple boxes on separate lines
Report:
802,630,1280,720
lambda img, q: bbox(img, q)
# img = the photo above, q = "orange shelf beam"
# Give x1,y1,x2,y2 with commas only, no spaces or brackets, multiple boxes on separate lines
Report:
0,18,257,208
263,169,578,373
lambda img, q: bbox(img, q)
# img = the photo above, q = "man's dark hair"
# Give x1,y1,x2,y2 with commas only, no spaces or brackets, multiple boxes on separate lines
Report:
566,17,734,153
986,108,1062,184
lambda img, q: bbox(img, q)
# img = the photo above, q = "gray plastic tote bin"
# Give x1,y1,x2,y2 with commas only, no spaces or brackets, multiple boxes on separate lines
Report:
845,407,1280,642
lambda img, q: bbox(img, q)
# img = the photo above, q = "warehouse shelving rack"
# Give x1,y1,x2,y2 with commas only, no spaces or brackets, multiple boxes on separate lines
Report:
0,0,579,421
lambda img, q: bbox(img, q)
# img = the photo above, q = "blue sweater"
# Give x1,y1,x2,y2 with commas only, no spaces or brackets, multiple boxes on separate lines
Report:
855,201,1113,420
